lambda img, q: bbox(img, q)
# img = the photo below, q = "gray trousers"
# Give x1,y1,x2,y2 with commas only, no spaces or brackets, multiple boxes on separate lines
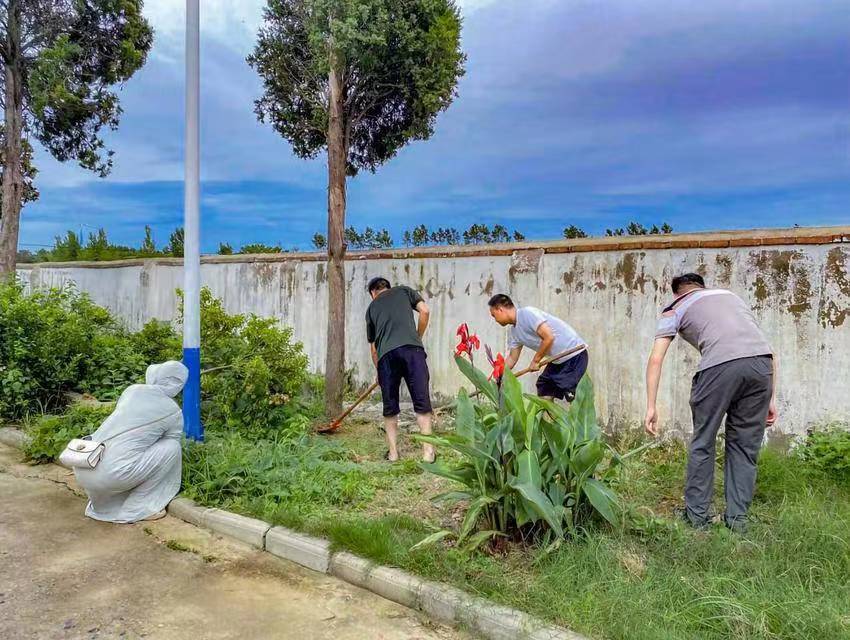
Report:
686,355,773,526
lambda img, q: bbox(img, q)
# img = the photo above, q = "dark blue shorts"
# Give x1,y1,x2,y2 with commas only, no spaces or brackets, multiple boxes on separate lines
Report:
377,345,432,417
536,350,589,401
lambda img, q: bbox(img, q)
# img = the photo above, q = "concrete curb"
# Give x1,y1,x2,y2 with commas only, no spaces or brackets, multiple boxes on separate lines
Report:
166,496,211,527
165,498,270,549
203,508,271,549
266,526,331,573
0,429,588,640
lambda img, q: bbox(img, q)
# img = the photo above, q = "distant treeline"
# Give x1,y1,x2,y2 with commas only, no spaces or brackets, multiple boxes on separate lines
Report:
18,220,673,263
312,221,673,249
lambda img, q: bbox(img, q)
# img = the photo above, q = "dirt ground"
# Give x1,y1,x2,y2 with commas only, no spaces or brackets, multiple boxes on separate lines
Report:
0,444,468,640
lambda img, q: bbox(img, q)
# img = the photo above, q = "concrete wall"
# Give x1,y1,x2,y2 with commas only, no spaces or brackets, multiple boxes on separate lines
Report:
18,226,850,436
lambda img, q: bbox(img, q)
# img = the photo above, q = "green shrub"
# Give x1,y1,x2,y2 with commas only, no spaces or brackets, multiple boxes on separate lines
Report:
80,320,183,400
130,319,182,364
0,281,182,416
1,280,310,441
23,403,114,463
795,427,850,484
0,282,115,417
79,332,148,400
414,357,630,551
186,289,311,436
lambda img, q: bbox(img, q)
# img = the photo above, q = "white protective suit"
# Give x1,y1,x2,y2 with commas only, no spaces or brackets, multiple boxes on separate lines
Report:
75,361,188,523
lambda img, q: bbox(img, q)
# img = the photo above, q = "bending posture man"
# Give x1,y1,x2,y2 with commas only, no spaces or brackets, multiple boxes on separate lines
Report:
645,273,778,532
366,277,435,462
488,294,587,402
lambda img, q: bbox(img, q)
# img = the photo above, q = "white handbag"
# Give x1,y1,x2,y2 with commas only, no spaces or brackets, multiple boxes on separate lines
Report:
59,437,106,469
57,411,181,470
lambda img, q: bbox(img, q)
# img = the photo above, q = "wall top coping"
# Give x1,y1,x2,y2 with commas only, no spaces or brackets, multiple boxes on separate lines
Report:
17,225,850,270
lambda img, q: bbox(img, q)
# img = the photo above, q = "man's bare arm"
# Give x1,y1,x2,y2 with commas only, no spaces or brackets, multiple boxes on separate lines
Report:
531,321,556,370
505,346,523,370
415,300,430,338
767,354,778,427
371,343,379,369
645,337,673,436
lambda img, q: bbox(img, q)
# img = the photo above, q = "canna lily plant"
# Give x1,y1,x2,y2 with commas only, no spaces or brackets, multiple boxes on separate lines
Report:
413,354,629,552
454,323,481,363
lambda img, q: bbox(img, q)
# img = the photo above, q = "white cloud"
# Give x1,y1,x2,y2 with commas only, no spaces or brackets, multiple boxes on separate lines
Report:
143,0,500,52
143,0,263,53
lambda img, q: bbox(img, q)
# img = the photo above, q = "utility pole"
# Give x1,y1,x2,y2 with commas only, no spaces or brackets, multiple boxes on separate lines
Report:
182,0,202,440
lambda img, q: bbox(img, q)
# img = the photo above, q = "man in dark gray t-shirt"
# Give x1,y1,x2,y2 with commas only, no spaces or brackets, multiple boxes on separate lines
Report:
366,277,435,463
645,273,777,532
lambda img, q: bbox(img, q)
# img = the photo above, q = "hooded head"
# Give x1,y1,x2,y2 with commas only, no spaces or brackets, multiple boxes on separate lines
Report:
145,361,189,398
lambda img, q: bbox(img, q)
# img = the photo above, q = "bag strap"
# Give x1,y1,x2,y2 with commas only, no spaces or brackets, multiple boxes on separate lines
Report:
92,409,183,445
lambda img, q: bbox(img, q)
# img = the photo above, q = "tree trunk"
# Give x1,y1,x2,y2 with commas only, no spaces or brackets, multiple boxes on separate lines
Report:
0,3,24,281
324,56,347,417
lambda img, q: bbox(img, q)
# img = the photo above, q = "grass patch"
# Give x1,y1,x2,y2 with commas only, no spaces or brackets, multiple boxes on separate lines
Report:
23,403,114,463
165,539,192,553
183,424,850,640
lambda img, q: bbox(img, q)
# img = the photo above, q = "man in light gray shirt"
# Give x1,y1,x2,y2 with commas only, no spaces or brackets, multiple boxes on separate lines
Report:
645,273,778,532
488,294,587,402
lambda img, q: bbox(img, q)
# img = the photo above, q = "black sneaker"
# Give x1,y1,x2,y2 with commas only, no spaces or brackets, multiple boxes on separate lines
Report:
673,507,712,531
724,515,748,534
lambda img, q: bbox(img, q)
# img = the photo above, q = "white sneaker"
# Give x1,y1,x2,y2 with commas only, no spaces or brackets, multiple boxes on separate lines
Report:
142,509,167,521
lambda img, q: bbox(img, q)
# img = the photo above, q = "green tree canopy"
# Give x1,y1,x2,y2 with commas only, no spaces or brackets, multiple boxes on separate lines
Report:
249,0,465,414
0,0,153,277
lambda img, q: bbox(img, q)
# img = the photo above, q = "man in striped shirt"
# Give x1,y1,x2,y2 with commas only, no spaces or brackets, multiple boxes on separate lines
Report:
645,273,777,532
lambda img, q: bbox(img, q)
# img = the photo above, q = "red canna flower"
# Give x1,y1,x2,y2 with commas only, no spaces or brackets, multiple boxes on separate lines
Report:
454,323,480,362
488,353,506,381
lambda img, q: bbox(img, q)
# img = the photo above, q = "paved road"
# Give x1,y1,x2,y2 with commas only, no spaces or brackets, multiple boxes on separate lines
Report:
0,444,466,640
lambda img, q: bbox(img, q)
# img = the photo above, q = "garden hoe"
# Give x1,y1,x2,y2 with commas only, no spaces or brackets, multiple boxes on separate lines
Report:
316,381,379,434
472,342,588,398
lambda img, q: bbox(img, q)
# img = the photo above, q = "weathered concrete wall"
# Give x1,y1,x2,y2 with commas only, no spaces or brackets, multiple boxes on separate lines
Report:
18,227,850,436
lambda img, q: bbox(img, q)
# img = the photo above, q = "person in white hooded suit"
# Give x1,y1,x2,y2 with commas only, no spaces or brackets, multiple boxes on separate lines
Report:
75,361,188,523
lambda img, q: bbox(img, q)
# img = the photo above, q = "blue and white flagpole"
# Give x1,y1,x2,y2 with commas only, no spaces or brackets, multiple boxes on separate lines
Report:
182,0,202,440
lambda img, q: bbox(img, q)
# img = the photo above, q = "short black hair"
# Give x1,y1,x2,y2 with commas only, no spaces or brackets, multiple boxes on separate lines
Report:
488,293,515,309
367,277,391,294
671,273,705,294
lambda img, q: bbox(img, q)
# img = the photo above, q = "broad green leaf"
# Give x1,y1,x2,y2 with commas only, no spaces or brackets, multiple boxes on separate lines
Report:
582,477,620,527
459,495,497,541
484,422,502,458
497,416,516,456
500,368,526,425
412,434,453,447
419,461,477,487
567,376,600,442
516,450,543,488
529,413,544,456
547,482,566,508
455,355,499,405
572,439,603,475
481,412,499,427
414,434,498,465
455,388,479,442
509,480,564,538
541,418,571,477
461,530,507,554
513,495,532,527
528,395,570,423
541,457,557,483
410,530,454,552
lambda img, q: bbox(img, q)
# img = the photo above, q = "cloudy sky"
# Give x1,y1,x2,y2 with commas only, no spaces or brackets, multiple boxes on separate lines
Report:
19,0,850,252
